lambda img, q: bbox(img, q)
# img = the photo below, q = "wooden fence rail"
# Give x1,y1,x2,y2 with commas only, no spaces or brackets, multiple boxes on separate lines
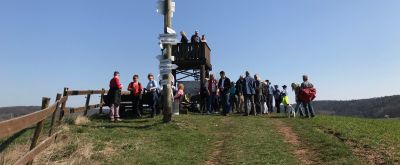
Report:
0,88,108,165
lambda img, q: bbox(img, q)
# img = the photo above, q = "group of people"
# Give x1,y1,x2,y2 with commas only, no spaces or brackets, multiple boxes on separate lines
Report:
203,71,316,118
107,71,185,122
180,30,207,44
106,70,316,122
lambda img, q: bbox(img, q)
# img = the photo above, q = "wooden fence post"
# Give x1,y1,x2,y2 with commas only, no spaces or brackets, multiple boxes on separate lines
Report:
99,88,105,114
84,94,91,116
27,97,50,165
58,87,69,124
49,93,62,136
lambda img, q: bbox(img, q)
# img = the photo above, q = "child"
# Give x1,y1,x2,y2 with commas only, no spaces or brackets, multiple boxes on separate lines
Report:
127,75,143,118
173,84,185,115
282,85,290,113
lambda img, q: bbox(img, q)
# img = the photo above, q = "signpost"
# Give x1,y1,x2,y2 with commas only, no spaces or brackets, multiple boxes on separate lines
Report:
157,0,175,123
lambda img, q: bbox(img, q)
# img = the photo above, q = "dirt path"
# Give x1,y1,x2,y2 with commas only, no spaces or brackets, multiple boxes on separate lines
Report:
272,119,315,165
204,117,232,165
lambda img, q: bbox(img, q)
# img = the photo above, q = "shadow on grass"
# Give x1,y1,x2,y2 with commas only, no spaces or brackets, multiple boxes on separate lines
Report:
0,128,30,153
269,115,287,119
81,121,163,130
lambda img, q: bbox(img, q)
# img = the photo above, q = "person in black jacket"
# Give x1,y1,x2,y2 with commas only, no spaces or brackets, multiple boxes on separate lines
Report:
218,71,231,116
235,75,245,113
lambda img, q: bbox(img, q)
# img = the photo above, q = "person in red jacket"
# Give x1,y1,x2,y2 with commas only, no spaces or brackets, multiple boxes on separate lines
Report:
128,75,143,118
108,71,123,122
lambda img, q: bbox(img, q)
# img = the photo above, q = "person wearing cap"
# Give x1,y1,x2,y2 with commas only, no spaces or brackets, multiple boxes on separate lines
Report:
218,71,231,116
242,71,256,116
273,85,282,113
146,73,159,118
108,71,123,122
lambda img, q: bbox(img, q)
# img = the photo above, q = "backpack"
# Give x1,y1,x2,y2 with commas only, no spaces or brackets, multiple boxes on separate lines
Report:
299,88,317,102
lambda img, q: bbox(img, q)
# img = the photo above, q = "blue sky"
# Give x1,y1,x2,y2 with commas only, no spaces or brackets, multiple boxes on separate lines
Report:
1,0,399,106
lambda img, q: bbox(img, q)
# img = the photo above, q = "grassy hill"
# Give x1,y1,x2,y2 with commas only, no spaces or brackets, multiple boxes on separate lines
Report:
1,113,399,165
314,95,400,118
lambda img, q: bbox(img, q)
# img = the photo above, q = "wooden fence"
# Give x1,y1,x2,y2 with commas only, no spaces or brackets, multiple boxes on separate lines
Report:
0,87,110,165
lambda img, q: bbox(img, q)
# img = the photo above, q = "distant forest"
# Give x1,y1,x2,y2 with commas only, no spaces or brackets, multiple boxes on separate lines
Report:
0,95,399,120
314,95,400,118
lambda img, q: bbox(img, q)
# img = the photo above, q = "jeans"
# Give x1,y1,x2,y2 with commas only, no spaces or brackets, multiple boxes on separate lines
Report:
221,92,230,115
230,95,237,113
149,92,158,117
266,94,273,113
255,94,262,114
109,104,120,119
207,92,217,113
236,93,244,113
132,95,142,117
303,101,315,117
244,94,256,115
275,99,282,113
294,101,304,117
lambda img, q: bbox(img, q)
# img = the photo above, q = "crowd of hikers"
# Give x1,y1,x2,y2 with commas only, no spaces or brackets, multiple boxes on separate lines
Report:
106,70,317,122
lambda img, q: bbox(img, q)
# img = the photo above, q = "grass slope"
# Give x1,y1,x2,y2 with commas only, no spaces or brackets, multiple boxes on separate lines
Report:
1,114,399,165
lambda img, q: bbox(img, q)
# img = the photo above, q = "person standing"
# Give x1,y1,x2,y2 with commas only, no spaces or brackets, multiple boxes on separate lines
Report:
254,74,263,115
146,73,159,118
291,83,304,117
261,81,269,114
191,30,201,43
229,82,237,114
201,35,207,42
180,31,189,43
281,85,289,113
273,85,282,113
206,73,218,114
108,71,123,122
301,75,316,118
218,71,231,116
173,84,185,115
242,71,256,116
265,80,274,113
235,75,245,113
127,75,143,119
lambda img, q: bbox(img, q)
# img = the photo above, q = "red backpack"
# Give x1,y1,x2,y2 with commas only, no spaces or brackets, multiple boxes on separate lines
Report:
299,88,317,102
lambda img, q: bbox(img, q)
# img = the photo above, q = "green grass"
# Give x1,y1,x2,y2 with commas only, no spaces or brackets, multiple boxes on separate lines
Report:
48,114,298,165
283,115,400,164
2,114,400,165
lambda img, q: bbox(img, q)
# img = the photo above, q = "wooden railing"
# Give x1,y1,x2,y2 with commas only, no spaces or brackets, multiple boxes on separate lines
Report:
0,87,112,165
172,42,212,70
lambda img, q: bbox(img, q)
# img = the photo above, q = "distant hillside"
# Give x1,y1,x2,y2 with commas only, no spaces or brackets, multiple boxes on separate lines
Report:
0,106,40,121
314,95,400,118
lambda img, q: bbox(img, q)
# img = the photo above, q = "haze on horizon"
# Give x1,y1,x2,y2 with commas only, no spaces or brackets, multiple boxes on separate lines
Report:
0,0,399,107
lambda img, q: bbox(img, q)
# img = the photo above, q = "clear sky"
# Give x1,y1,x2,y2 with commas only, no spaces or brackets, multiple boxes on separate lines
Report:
1,0,400,107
